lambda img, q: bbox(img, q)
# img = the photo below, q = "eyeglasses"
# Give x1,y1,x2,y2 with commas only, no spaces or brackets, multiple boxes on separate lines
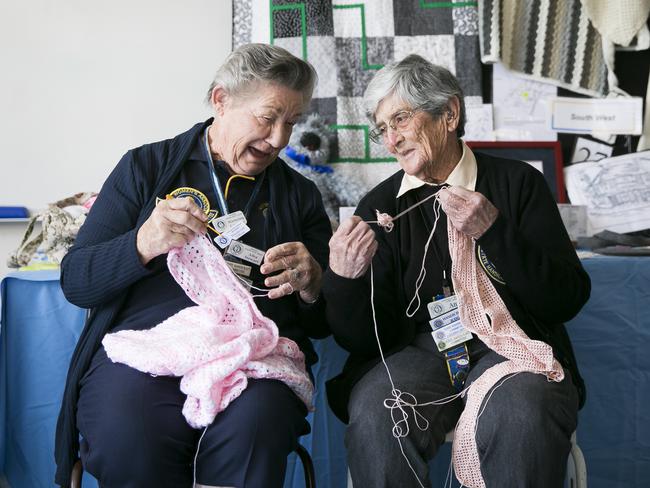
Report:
369,109,420,144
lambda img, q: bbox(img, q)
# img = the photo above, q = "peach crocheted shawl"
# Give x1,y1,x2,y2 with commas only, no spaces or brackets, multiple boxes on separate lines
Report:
102,234,313,429
449,224,564,488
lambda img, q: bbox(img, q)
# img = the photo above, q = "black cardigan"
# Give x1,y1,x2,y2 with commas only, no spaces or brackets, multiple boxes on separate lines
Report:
322,152,590,423
54,120,332,486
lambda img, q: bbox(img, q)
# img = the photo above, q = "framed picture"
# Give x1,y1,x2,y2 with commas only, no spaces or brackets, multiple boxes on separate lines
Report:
466,141,567,203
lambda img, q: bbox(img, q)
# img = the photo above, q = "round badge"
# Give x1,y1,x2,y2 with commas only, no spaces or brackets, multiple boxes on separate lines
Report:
477,245,506,285
168,187,211,215
433,304,443,314
457,358,469,366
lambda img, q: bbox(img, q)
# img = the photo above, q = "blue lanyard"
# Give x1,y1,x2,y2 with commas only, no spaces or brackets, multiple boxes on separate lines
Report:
203,127,230,215
202,126,266,219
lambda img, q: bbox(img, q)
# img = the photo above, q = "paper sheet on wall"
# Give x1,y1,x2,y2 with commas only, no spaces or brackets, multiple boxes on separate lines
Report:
492,63,557,141
464,104,495,141
564,151,650,234
557,204,588,240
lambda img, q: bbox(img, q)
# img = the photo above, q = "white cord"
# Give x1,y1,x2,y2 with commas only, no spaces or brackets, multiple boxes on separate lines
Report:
406,197,442,318
370,263,470,488
193,426,209,487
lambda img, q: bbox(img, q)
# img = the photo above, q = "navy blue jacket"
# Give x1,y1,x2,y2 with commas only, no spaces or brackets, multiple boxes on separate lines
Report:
54,120,332,486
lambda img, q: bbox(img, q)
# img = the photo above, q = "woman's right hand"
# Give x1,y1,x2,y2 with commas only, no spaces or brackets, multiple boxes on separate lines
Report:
328,216,378,279
136,197,208,265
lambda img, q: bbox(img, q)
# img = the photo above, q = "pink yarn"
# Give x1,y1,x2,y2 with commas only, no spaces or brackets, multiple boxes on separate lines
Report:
102,234,313,429
448,223,564,488
375,210,395,232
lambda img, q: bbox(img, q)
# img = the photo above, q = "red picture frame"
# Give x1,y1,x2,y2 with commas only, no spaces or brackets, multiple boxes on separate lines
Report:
466,141,567,203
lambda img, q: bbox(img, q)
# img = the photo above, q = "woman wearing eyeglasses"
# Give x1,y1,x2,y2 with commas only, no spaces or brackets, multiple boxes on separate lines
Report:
322,55,590,487
54,44,332,488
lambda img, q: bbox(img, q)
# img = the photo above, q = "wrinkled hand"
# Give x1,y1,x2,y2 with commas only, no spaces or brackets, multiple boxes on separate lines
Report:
328,216,378,279
136,197,208,265
261,242,323,302
437,186,498,240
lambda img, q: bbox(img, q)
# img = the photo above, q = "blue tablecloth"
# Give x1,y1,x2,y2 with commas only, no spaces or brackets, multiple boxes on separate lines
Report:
565,255,650,488
1,256,649,487
0,271,94,488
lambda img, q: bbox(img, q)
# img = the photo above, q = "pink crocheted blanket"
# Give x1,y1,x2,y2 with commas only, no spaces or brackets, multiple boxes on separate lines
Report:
102,234,313,429
449,224,564,488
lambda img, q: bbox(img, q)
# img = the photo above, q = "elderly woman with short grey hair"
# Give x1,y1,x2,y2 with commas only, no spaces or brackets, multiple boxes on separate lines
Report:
323,54,589,487
55,43,331,488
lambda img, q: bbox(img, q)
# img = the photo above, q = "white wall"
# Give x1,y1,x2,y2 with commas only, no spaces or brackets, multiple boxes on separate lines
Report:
0,0,233,277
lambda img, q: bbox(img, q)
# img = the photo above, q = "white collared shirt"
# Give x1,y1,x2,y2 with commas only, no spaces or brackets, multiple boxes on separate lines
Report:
396,140,477,198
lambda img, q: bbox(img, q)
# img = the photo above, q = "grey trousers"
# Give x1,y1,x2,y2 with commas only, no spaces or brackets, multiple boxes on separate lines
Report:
346,333,579,488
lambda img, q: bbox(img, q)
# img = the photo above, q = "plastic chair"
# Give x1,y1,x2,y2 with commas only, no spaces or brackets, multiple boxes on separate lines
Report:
70,443,316,488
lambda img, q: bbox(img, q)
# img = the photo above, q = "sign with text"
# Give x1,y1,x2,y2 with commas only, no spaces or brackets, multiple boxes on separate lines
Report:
551,97,642,135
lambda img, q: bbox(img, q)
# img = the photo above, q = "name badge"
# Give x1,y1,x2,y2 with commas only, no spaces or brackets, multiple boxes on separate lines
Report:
427,295,458,319
226,260,252,277
226,240,265,265
214,234,232,249
430,309,460,330
431,322,473,352
211,211,247,235
428,294,472,352
224,222,250,241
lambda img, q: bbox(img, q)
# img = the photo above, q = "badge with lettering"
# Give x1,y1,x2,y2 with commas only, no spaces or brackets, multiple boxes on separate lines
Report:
430,309,460,330
477,245,506,285
431,321,473,352
211,211,247,235
168,187,211,214
226,240,265,265
214,234,232,249
225,223,250,241
226,261,252,277
427,295,458,319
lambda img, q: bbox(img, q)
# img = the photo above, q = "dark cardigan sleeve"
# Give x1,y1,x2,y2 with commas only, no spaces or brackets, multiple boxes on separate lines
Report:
60,150,155,309
322,187,402,357
292,178,333,339
477,162,591,325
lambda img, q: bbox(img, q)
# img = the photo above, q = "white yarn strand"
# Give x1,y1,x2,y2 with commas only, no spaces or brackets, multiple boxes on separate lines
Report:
193,426,209,487
370,263,426,488
369,260,469,488
405,198,442,318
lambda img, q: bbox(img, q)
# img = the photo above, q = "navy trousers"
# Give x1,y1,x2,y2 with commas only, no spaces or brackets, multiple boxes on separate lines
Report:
77,347,309,488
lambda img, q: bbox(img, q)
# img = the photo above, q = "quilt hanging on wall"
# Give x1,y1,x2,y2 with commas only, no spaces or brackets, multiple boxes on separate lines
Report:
233,0,483,189
479,0,611,97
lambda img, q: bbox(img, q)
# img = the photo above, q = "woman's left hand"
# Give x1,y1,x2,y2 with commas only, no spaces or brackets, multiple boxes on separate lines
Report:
261,242,323,302
437,186,499,240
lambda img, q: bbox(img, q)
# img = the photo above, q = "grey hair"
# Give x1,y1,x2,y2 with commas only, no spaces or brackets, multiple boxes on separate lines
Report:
205,43,317,105
363,54,466,138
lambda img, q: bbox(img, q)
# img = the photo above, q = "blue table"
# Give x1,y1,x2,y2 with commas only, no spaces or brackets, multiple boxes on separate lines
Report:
0,271,94,488
565,255,650,488
2,256,649,487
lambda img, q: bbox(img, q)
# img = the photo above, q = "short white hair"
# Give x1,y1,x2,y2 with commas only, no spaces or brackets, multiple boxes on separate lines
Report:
363,54,466,138
205,43,317,105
